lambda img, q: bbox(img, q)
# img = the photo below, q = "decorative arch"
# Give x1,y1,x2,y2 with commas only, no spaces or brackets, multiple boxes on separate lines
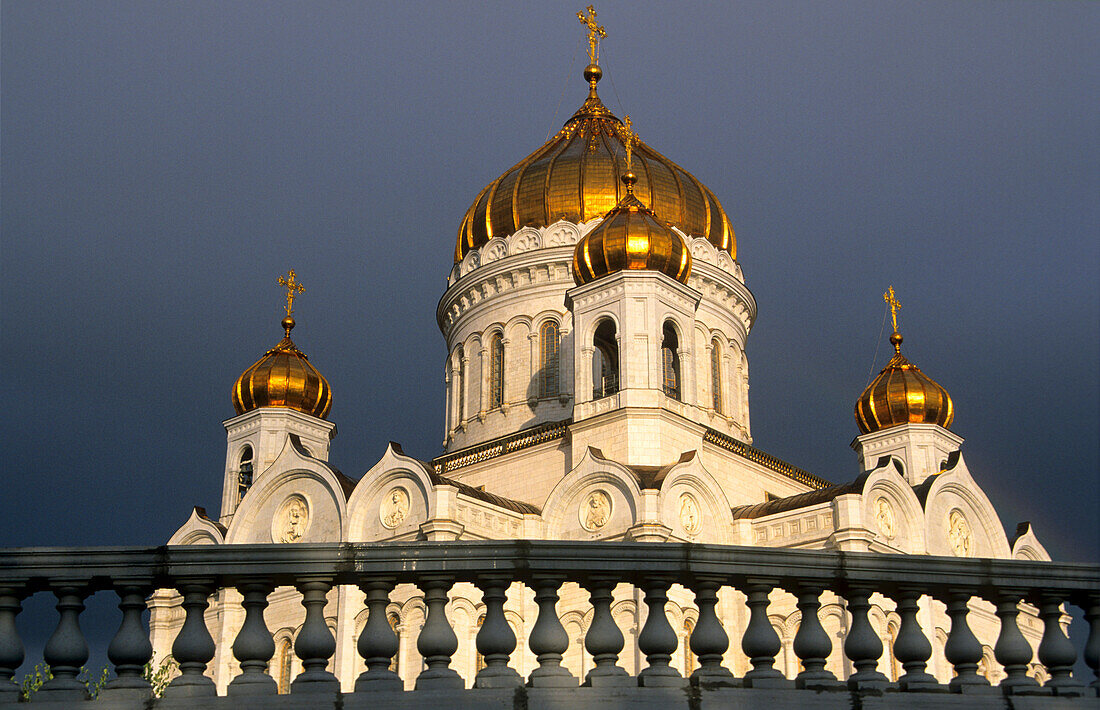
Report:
657,452,734,544
167,506,226,546
920,457,1011,558
860,460,926,553
345,443,435,541
541,447,642,539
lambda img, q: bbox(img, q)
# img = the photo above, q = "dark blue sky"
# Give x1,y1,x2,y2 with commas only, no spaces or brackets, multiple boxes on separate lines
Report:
3,1,1097,563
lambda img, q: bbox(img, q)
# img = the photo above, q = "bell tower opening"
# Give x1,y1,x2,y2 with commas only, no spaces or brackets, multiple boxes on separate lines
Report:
592,318,619,399
662,322,681,401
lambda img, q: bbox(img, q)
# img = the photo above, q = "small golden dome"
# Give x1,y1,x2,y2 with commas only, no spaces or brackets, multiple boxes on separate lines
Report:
855,332,954,435
232,316,332,419
573,173,691,286
456,66,734,262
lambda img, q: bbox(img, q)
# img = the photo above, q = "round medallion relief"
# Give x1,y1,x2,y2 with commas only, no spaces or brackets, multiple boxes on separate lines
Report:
380,487,411,529
947,509,973,557
272,494,310,543
679,492,702,535
580,490,612,532
874,497,897,540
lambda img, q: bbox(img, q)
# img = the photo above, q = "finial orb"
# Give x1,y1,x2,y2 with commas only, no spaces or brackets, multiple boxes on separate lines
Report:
889,332,903,347
583,63,602,84
621,171,637,188
282,315,296,334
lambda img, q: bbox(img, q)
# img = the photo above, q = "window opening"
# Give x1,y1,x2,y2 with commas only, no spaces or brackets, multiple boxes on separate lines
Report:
711,338,723,413
538,320,560,398
237,446,254,503
456,346,466,423
592,319,619,399
661,322,680,400
489,333,504,409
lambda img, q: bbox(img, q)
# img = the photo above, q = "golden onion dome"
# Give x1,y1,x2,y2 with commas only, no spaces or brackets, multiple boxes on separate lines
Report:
573,172,691,285
855,331,954,435
456,64,735,263
232,315,332,419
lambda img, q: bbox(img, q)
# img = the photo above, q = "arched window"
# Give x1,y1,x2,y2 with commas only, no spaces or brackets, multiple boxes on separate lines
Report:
237,446,254,503
592,319,618,399
489,333,504,409
710,338,723,413
538,320,560,398
276,637,293,694
683,618,697,676
389,613,401,674
661,322,680,400
456,345,466,423
475,614,486,672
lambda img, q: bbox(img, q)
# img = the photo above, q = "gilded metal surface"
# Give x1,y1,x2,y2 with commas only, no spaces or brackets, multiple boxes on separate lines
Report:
577,5,606,64
232,275,332,419
855,294,953,434
572,174,691,285
455,68,735,262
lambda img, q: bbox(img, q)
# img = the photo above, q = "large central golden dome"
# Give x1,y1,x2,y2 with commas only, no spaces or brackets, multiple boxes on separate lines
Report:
456,65,735,262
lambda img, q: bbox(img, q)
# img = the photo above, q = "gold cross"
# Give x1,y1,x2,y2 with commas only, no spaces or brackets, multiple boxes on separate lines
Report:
277,269,305,316
620,115,636,171
577,5,606,64
883,285,901,334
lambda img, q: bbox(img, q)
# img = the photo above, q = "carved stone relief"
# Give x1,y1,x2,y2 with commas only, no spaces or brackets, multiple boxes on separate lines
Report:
580,490,612,532
947,509,973,557
273,494,310,543
874,497,897,540
380,487,411,529
679,492,702,535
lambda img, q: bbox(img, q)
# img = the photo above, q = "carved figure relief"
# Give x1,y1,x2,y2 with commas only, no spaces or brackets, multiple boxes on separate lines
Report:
874,497,897,540
580,490,612,532
273,495,310,543
381,487,411,529
679,493,701,535
947,509,973,557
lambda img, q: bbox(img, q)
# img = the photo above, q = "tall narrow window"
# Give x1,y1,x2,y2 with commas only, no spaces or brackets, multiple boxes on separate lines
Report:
475,614,486,672
237,446,254,503
683,619,697,676
277,638,292,694
456,346,466,423
388,614,401,674
711,338,723,413
538,320,560,398
662,322,680,400
489,333,504,409
592,319,619,399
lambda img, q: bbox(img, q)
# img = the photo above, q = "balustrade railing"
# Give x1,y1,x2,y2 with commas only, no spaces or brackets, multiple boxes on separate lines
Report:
0,541,1096,706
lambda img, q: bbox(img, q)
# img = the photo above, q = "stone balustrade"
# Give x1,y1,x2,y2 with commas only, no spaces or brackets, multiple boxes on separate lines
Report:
0,541,1097,709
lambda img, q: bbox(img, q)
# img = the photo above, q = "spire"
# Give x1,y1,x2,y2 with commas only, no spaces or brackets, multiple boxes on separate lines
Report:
884,285,903,354
277,268,306,337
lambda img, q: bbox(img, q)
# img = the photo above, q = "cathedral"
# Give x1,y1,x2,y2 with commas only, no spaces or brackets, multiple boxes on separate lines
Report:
149,11,1052,694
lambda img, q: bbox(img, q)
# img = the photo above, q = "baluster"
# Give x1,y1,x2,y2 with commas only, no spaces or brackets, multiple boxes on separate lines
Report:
355,579,402,691
474,574,522,688
741,580,788,688
166,579,217,697
689,576,735,687
38,583,90,700
228,580,276,695
843,587,888,691
1084,593,1100,692
943,592,990,692
892,587,939,692
637,577,686,687
993,591,1040,694
415,575,463,689
527,575,575,687
1037,593,1084,696
292,577,339,693
792,585,840,689
582,575,630,687
0,586,24,702
103,584,154,696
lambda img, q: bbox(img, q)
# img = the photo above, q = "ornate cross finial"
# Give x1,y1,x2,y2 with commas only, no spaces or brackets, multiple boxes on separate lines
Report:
884,285,901,333
577,5,606,64
277,269,306,317
620,115,636,171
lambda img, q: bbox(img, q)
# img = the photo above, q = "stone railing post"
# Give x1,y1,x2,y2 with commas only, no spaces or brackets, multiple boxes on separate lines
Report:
792,585,840,689
582,575,630,687
1083,593,1100,692
228,580,276,696
892,587,939,692
415,575,462,689
103,583,154,697
689,576,734,687
943,592,991,693
355,578,402,691
741,580,788,688
292,577,339,693
843,587,888,691
993,590,1040,694
637,576,685,687
37,582,90,701
474,574,521,688
1037,593,1084,696
527,575,575,687
0,586,24,702
165,579,217,697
